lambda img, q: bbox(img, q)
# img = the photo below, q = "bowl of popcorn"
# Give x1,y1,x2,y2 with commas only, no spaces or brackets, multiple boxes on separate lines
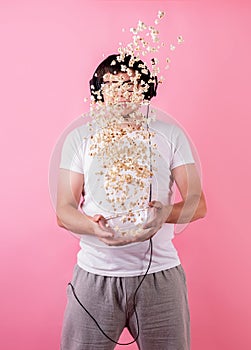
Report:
105,207,149,238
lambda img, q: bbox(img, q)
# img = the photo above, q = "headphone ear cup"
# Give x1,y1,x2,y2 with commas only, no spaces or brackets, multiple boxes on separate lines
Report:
145,80,157,100
148,76,158,100
143,71,158,100
153,76,158,97
96,80,102,92
89,77,96,101
149,84,155,99
89,76,104,102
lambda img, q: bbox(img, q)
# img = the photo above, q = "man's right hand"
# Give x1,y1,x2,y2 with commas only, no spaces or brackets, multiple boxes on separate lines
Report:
89,214,115,239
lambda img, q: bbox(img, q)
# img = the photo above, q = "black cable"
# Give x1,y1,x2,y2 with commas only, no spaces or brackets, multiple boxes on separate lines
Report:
68,238,152,346
146,103,153,203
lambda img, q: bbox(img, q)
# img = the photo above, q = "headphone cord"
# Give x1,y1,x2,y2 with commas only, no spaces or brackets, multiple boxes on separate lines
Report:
68,237,152,346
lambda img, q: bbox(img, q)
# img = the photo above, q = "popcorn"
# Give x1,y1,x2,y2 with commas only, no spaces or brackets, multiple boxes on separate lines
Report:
157,10,165,19
158,76,165,83
137,20,147,31
114,10,184,87
87,103,157,234
83,11,185,235
177,35,184,44
130,27,138,34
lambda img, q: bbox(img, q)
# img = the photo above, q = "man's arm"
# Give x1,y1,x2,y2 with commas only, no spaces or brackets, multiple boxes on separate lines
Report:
136,163,207,242
165,163,207,224
56,168,114,239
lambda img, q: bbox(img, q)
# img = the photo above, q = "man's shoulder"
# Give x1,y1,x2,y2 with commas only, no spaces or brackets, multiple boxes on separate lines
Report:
150,119,176,135
65,121,94,141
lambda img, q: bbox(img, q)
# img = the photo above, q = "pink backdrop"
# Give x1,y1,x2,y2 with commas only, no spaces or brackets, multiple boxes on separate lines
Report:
1,1,250,349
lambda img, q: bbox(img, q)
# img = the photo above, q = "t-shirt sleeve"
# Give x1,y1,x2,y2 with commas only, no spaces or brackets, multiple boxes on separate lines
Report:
170,124,195,170
59,128,84,174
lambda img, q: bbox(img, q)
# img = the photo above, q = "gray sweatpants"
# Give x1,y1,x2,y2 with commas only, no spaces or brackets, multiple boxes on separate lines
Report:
60,264,190,350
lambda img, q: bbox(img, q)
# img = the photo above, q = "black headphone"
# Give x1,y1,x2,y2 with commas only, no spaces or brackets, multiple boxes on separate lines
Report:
89,55,158,102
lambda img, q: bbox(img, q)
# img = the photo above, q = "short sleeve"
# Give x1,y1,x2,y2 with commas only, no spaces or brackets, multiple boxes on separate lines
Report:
170,124,195,170
59,128,84,174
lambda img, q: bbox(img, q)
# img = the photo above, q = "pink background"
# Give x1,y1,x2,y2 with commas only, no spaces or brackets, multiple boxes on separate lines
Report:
1,0,250,349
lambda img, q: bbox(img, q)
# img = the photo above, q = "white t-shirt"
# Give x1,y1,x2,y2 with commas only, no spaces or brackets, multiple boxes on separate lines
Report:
59,116,195,277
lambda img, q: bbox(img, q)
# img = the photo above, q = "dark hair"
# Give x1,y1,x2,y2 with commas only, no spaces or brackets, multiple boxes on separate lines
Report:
89,54,158,102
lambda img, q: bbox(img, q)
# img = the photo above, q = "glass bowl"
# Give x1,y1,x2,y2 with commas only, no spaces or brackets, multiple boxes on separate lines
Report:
105,208,149,238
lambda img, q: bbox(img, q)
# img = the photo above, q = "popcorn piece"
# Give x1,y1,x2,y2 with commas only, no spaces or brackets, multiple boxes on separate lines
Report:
158,11,165,19
130,27,138,34
177,35,184,44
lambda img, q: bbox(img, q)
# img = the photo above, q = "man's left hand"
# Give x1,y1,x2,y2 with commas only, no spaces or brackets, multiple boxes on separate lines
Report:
98,201,172,246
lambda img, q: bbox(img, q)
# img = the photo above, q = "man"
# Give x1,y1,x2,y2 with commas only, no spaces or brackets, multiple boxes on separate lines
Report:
57,54,207,350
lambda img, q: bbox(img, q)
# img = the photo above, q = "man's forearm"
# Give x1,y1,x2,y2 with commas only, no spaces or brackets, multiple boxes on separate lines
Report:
165,194,206,224
56,204,94,235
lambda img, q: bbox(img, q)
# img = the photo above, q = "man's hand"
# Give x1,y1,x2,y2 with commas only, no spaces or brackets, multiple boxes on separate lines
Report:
96,201,172,246
140,201,172,237
89,214,115,240
92,215,136,246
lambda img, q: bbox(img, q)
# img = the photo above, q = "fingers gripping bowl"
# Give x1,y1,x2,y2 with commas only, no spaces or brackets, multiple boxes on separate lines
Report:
105,207,150,238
